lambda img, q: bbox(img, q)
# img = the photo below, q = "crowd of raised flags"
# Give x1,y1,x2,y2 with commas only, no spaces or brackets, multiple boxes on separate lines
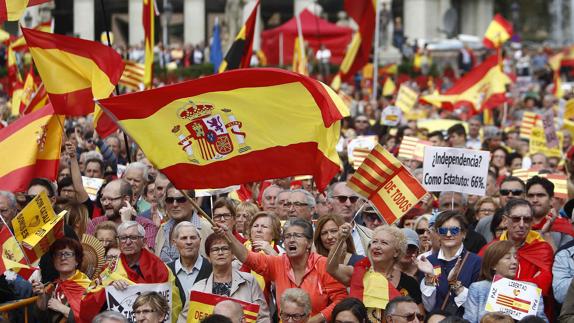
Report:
1,1,574,323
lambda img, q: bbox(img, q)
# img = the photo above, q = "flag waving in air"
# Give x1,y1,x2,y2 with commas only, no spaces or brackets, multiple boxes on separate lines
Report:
143,0,157,89
483,14,513,49
219,0,259,72
338,0,375,82
97,68,347,191
0,0,51,23
22,27,125,116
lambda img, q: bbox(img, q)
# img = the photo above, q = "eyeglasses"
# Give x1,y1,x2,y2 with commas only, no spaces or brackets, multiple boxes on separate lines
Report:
355,119,369,124
213,213,233,221
505,215,533,224
499,189,524,196
364,213,382,222
283,232,308,240
134,309,156,316
280,312,308,322
118,235,143,242
415,228,430,235
209,246,231,254
100,196,124,203
437,226,461,236
165,196,187,204
333,195,359,204
390,313,425,322
283,202,309,208
54,251,75,259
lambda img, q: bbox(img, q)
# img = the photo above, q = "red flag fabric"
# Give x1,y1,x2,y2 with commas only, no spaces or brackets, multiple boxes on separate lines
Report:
340,0,375,82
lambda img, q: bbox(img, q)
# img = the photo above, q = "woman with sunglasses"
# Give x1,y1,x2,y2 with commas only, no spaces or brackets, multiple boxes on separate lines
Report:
32,238,91,322
314,214,363,266
462,240,547,323
327,225,422,322
416,211,482,315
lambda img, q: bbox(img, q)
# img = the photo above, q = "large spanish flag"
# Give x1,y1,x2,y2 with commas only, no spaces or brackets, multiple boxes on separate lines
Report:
0,0,50,23
420,55,511,112
97,68,347,191
348,144,427,224
22,27,125,116
0,226,35,279
0,104,63,192
219,0,259,73
483,14,513,49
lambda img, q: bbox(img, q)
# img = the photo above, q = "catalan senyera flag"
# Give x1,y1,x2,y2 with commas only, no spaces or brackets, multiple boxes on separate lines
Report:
22,27,125,116
352,147,372,170
219,0,259,73
483,14,513,49
0,225,35,279
0,104,63,192
0,0,50,23
519,111,539,139
348,144,427,224
398,136,430,161
96,68,347,191
339,0,375,82
420,55,511,112
395,85,418,113
187,291,260,323
292,36,308,75
119,59,145,90
143,0,156,89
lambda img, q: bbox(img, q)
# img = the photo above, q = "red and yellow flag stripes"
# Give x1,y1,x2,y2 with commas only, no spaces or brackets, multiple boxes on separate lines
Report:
339,0,375,82
0,104,63,192
219,0,259,72
0,0,50,23
22,27,124,116
483,14,513,49
143,0,155,89
97,68,347,191
348,144,427,224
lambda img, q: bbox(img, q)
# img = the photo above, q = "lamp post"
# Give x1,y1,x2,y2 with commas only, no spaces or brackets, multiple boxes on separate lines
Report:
163,0,173,46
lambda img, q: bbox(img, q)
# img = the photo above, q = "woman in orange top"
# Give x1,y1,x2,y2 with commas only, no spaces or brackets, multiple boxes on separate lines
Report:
215,218,348,323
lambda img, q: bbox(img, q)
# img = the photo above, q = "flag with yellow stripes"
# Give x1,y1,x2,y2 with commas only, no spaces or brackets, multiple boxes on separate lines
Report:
187,291,260,323
513,169,568,199
348,144,427,224
520,112,539,139
398,136,430,161
119,60,145,90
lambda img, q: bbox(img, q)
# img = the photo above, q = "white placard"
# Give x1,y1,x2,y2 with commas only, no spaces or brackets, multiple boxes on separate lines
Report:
82,176,105,201
380,105,402,126
485,275,542,320
106,282,172,322
347,136,378,163
422,146,490,195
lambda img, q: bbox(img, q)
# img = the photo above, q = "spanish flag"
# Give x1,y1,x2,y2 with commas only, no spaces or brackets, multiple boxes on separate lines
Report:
292,36,308,75
420,55,511,112
0,0,50,23
348,144,427,224
339,0,375,82
97,68,347,191
0,226,35,279
18,66,37,114
55,270,91,322
22,27,125,116
330,32,360,91
0,105,62,192
219,0,259,73
483,14,513,49
143,0,156,89
382,77,396,97
187,291,260,323
21,83,48,115
549,52,564,98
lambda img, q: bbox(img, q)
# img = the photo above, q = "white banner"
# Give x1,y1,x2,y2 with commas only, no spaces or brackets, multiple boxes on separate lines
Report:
82,176,105,201
485,275,542,320
106,282,172,323
422,146,490,195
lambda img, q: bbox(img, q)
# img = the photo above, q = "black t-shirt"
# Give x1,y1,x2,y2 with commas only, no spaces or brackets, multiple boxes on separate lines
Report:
397,272,422,304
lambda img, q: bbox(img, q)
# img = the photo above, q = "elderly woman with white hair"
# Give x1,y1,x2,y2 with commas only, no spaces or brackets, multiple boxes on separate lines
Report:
327,224,422,322
279,288,312,323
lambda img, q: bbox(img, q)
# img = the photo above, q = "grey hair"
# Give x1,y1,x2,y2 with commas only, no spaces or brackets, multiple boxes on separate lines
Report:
439,191,467,206
117,221,145,237
280,288,312,315
125,161,149,182
262,184,280,199
92,311,128,323
385,296,416,317
290,189,316,207
283,218,314,241
327,181,346,198
276,189,292,200
81,150,103,162
172,221,199,240
0,191,17,209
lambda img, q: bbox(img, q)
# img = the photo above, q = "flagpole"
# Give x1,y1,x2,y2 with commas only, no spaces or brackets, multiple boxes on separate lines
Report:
98,0,132,164
328,202,367,267
0,214,33,266
180,190,215,226
372,0,381,102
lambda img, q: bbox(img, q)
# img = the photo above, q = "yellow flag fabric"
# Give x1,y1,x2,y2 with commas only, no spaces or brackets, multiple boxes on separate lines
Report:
382,77,396,97
483,14,513,49
395,85,418,113
187,291,260,323
292,36,308,75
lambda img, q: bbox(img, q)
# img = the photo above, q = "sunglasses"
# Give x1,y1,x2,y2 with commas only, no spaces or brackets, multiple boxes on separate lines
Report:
391,313,425,322
165,196,187,204
333,195,360,204
415,228,429,235
505,215,533,224
437,226,461,236
499,189,524,196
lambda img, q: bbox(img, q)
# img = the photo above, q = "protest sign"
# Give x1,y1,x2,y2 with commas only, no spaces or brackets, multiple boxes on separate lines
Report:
380,105,402,126
485,275,542,320
395,85,418,113
347,136,378,170
187,291,260,323
106,282,172,323
422,146,490,195
520,112,538,139
542,109,559,148
529,127,563,158
82,176,105,201
398,136,430,161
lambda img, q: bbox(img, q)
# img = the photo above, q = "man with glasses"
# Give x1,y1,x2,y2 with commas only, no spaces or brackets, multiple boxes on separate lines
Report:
475,176,525,242
155,184,213,262
261,184,281,212
329,181,371,256
286,189,315,222
385,296,424,323
478,199,553,317
275,189,292,220
86,179,158,249
79,221,182,321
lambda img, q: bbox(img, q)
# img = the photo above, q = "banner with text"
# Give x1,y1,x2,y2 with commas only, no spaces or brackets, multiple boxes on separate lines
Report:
485,275,542,320
106,282,172,323
422,146,490,195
